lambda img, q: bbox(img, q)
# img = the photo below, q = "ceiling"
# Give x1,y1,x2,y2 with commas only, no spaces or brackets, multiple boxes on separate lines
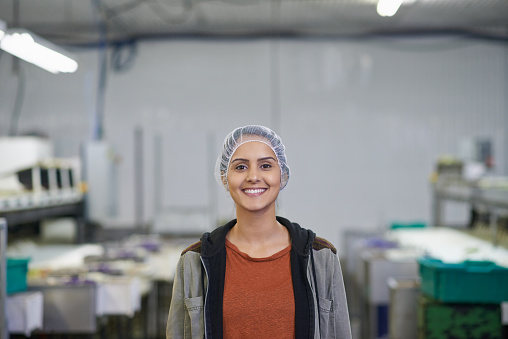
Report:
1,0,508,45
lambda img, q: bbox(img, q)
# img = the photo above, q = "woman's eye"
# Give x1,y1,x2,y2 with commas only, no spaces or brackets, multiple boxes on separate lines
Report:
235,165,247,170
261,164,272,169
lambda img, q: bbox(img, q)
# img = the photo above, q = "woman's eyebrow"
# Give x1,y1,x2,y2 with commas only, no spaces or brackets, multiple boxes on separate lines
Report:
231,156,276,164
231,158,249,164
258,157,277,162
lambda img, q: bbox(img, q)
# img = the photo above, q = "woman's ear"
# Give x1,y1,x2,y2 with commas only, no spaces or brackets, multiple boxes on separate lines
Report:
221,172,229,191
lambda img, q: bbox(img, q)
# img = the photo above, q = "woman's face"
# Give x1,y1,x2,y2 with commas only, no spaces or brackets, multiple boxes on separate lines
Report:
227,141,281,214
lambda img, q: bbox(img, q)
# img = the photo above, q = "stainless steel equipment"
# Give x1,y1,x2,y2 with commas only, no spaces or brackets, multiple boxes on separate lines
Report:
29,283,97,333
388,277,420,339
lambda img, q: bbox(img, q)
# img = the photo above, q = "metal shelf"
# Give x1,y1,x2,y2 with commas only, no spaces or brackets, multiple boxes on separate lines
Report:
0,191,85,243
431,178,508,247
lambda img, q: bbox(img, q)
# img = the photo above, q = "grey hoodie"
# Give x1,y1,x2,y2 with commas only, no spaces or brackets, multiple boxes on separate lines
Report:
167,216,352,339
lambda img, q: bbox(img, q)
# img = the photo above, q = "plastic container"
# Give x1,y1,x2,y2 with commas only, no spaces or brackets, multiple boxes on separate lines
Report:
390,222,426,230
7,258,30,294
418,295,502,339
418,257,508,303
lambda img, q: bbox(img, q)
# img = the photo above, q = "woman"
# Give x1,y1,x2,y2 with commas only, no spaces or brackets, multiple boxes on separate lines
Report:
167,125,351,339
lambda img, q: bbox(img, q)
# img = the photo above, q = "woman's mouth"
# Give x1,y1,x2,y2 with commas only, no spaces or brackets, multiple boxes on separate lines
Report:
243,188,267,194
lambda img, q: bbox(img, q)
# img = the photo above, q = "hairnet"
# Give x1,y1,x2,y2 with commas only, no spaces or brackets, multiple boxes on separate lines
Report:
215,125,290,191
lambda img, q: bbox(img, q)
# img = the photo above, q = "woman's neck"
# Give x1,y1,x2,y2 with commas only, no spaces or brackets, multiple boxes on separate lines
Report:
227,206,290,257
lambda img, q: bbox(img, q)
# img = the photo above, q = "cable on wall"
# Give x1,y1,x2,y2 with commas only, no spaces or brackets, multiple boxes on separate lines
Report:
111,39,138,73
91,0,109,141
7,0,25,137
269,0,281,133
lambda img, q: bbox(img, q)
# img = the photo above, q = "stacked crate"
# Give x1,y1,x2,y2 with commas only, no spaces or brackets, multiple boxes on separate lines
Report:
418,295,502,338
418,258,508,339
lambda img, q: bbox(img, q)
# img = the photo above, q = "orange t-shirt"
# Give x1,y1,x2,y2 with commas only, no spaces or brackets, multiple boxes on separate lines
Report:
223,239,295,339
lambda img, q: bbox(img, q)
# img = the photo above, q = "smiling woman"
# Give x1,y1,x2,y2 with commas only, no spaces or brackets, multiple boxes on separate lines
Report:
216,125,290,191
227,141,281,218
167,125,352,339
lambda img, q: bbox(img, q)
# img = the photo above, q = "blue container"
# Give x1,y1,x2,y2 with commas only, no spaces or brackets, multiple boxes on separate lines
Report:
7,258,30,294
390,221,426,230
418,257,508,304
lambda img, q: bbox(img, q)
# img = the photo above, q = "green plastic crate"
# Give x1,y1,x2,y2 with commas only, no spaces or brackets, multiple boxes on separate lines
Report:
6,258,30,294
418,257,508,304
418,295,502,339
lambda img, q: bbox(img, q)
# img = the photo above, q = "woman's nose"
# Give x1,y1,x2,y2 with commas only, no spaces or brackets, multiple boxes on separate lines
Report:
246,168,260,182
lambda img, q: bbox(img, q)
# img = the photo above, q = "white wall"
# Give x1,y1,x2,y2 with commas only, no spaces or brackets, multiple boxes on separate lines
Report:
0,37,506,253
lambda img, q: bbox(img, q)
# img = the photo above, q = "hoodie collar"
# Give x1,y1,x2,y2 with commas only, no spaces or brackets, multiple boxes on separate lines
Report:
200,216,315,258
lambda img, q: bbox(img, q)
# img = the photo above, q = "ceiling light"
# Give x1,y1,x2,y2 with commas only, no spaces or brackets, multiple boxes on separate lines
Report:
0,27,78,74
377,0,403,17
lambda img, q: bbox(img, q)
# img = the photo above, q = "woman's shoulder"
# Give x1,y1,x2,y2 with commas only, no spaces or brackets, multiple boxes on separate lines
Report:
277,216,337,255
312,236,337,255
181,241,202,255
180,221,234,256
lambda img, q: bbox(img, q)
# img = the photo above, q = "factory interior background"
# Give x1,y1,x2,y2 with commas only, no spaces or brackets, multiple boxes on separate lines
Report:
1,39,505,243
1,0,508,338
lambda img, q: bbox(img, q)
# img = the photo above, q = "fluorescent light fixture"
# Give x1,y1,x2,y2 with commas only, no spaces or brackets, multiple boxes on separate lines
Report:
377,0,403,17
0,28,78,74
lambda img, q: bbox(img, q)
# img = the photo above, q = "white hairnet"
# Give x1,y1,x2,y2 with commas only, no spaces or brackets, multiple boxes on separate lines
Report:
215,125,290,191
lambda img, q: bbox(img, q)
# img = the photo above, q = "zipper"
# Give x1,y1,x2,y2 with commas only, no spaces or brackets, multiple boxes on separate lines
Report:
310,249,321,338
305,251,318,339
200,256,210,339
310,249,321,324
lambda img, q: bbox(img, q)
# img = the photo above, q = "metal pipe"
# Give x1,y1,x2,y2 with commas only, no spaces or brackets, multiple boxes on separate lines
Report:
490,211,499,248
134,127,144,229
207,133,217,227
0,218,8,339
269,0,281,132
153,134,163,218
432,186,442,227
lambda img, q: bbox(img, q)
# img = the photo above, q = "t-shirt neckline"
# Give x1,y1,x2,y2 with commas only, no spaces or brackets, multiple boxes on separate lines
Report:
225,238,291,262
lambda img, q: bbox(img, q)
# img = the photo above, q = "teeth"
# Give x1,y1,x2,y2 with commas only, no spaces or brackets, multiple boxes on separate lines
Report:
244,188,266,194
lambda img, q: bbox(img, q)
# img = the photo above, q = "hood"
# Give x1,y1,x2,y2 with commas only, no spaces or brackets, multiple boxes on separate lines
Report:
200,216,315,258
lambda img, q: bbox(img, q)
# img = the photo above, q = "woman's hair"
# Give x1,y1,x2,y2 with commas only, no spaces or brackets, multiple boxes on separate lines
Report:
215,125,290,191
